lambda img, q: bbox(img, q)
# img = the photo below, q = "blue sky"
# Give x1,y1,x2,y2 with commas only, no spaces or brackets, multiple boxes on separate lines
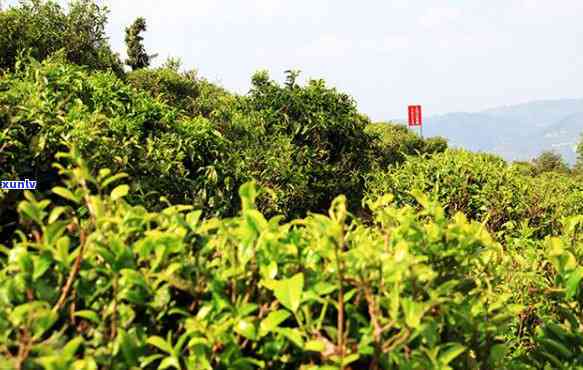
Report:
5,0,583,119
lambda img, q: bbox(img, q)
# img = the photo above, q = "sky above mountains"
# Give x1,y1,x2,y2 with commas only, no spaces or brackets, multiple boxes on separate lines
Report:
5,0,583,119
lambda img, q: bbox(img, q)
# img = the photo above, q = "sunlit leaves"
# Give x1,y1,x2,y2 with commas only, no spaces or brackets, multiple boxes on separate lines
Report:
263,273,304,313
110,184,129,201
1,145,582,369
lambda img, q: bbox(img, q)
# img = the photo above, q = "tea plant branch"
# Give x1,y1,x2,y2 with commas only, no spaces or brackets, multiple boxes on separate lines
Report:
334,239,346,364
360,273,397,369
52,225,85,313
52,161,97,314
26,287,34,302
382,328,410,353
111,276,118,340
14,328,32,370
0,121,13,154
362,279,382,370
362,279,382,342
109,276,119,370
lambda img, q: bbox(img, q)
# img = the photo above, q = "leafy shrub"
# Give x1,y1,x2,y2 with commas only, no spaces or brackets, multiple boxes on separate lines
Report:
366,150,529,232
0,0,123,75
1,5,582,366
499,216,583,368
531,151,570,176
510,161,536,177
0,58,236,237
527,218,583,368
0,148,525,369
366,149,583,237
365,122,448,167
126,63,231,119
223,70,377,217
524,172,583,236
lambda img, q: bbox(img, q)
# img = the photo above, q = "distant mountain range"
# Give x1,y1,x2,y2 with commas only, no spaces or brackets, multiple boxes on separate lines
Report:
397,99,583,164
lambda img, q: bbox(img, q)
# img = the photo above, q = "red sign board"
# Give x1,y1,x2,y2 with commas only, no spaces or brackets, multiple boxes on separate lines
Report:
408,105,422,126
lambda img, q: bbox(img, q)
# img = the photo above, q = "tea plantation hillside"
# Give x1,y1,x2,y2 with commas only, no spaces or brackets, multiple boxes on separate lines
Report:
1,1,583,369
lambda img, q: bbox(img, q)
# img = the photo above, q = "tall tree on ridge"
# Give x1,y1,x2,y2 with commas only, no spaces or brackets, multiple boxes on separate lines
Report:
125,16,154,70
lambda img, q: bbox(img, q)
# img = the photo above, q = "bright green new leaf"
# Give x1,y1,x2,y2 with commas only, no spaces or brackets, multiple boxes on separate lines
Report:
235,318,257,340
565,267,583,299
277,328,304,348
111,184,130,201
438,343,466,365
52,186,80,203
147,336,174,355
259,310,290,337
73,310,101,324
305,340,326,352
402,298,425,329
263,273,304,312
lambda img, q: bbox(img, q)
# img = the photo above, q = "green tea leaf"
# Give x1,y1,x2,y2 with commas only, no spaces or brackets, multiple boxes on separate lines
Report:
235,318,257,340
74,310,101,324
438,343,466,365
147,336,174,355
305,340,326,352
111,184,130,201
52,186,80,203
259,310,290,337
277,328,304,348
264,273,303,312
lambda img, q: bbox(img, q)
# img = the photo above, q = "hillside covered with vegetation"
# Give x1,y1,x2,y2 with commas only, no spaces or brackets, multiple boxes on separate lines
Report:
1,1,583,369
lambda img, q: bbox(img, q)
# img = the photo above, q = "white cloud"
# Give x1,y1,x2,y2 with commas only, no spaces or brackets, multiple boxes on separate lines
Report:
390,0,409,9
250,0,285,18
298,34,353,58
362,35,409,53
381,35,409,50
504,0,583,24
418,7,461,28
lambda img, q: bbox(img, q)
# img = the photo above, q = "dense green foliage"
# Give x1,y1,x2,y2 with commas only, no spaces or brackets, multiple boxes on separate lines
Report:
126,61,229,118
0,0,123,75
531,151,570,176
365,123,447,167
0,58,234,232
0,149,582,369
366,149,583,238
1,1,583,369
223,70,376,217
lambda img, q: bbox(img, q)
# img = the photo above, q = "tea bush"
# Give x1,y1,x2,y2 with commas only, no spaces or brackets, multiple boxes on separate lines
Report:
0,148,523,369
0,58,236,238
366,149,583,237
2,2,583,367
0,0,123,75
126,64,232,119
1,148,582,369
0,52,449,226
365,122,448,167
229,70,376,217
531,151,570,176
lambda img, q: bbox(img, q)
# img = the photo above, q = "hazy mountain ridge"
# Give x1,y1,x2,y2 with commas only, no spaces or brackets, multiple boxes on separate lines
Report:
407,99,583,164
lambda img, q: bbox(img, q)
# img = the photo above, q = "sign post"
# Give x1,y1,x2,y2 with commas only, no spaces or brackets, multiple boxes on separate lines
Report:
408,105,423,138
